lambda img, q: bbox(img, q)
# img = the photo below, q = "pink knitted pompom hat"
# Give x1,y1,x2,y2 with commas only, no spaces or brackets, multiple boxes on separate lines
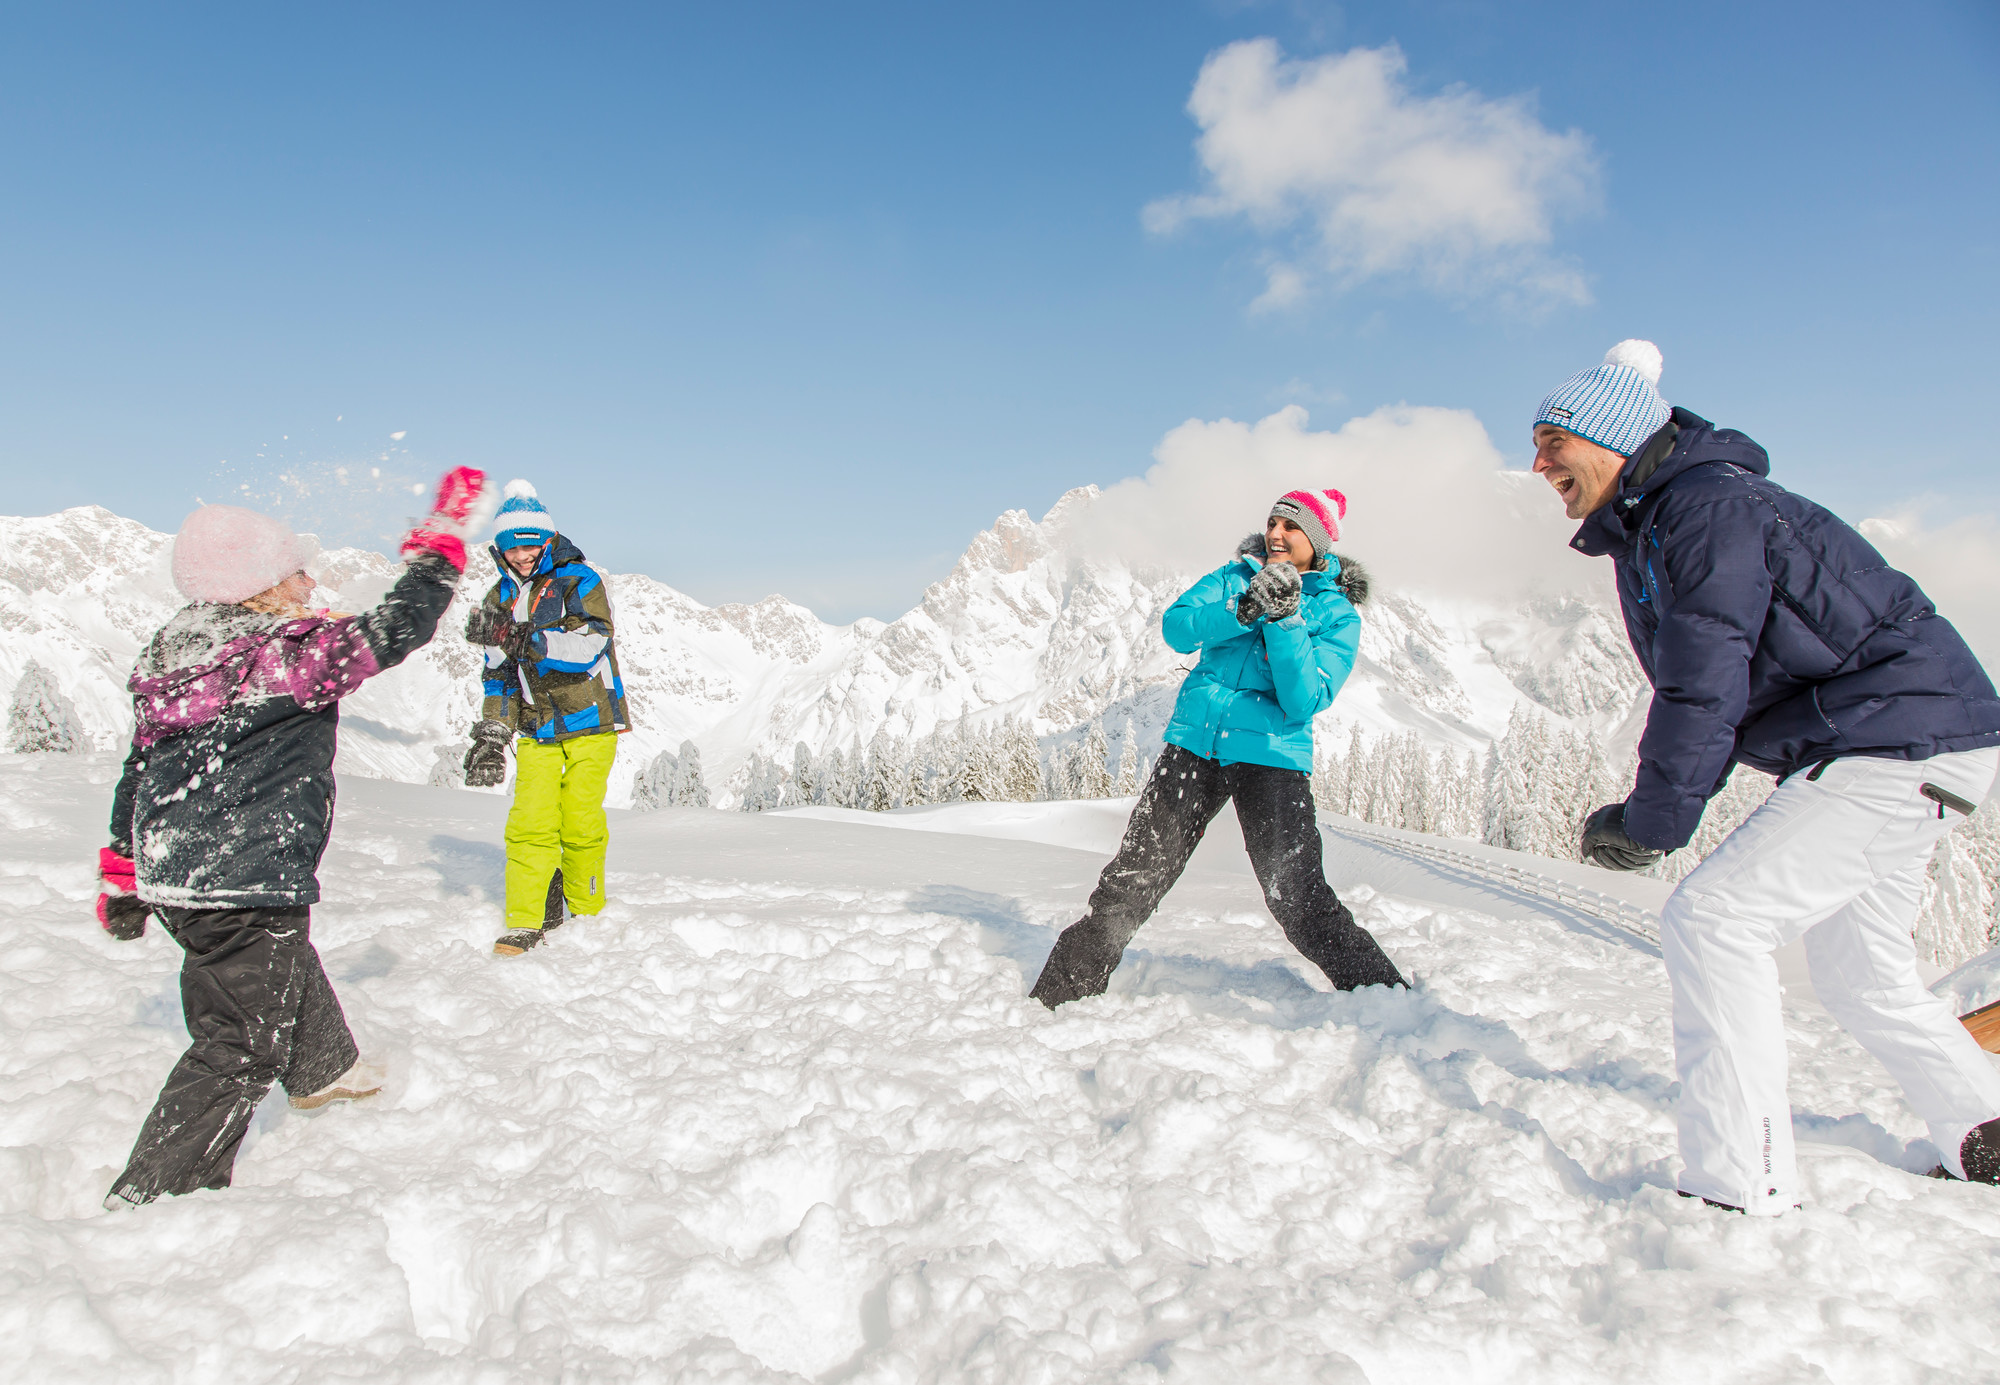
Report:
171,505,319,604
1268,488,1346,556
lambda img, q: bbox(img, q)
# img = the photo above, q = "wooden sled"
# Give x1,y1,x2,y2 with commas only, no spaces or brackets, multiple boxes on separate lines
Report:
1964,999,2000,1055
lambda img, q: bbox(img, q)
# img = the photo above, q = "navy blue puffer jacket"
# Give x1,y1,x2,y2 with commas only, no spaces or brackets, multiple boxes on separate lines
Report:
1574,407,2000,850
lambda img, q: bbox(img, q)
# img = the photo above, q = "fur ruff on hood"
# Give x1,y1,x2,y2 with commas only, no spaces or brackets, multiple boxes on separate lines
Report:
1235,532,1369,607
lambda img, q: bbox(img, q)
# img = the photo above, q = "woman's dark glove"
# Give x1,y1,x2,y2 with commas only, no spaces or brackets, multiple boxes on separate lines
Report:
463,604,510,646
463,719,513,788
1580,802,1664,872
1236,561,1302,625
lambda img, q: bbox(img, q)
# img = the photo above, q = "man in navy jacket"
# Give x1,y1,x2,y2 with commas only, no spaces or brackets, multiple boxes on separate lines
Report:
1535,340,2000,1212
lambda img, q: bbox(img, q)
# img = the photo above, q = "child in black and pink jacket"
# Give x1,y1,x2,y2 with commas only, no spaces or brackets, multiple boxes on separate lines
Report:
98,468,488,1210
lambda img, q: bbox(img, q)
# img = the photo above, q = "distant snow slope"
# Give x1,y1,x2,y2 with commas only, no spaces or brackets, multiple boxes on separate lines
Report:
0,497,1644,806
6,753,2000,1382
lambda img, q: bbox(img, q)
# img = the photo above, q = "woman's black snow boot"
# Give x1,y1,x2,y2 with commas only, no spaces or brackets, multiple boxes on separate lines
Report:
1029,922,1122,1009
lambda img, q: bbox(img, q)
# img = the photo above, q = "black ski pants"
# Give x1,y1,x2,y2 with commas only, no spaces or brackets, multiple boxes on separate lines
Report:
1030,744,1406,1006
110,906,357,1204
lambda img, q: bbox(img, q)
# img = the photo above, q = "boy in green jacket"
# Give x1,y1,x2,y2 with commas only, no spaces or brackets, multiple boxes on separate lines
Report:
462,482,630,955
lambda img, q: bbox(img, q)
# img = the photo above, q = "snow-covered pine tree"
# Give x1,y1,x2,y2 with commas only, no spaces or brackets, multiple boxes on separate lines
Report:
427,740,466,788
739,753,786,812
1374,734,1409,831
971,723,1010,802
1115,718,1139,796
1339,724,1367,816
949,724,984,802
1917,826,1995,967
1003,716,1042,802
1313,736,1347,815
676,740,710,808
1346,730,1377,822
1451,749,1483,838
1483,708,1539,852
6,661,83,753
1401,735,1435,834
820,745,851,808
1040,743,1069,802
1078,721,1113,799
906,731,935,807
864,730,901,812
792,742,818,807
632,745,676,809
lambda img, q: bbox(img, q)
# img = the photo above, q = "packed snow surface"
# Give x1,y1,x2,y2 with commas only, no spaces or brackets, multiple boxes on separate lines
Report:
4,753,2000,1382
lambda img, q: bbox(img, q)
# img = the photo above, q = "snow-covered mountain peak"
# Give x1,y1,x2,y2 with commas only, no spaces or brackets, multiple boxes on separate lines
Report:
0,486,1646,805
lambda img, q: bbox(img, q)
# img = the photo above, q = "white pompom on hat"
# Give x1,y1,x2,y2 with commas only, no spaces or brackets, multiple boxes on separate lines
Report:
1535,339,1672,457
171,505,321,604
492,479,559,548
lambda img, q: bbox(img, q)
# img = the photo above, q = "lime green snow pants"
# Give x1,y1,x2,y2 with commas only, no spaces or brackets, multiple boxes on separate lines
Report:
505,733,617,929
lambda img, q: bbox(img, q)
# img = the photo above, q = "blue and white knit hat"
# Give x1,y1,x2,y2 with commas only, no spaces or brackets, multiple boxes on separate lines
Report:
492,480,558,548
1535,340,1671,457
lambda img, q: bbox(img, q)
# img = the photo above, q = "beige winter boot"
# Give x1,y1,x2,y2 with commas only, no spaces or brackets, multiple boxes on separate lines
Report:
289,1057,385,1110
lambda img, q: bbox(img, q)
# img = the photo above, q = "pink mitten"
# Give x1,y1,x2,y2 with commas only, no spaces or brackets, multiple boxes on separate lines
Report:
400,467,491,572
97,848,148,940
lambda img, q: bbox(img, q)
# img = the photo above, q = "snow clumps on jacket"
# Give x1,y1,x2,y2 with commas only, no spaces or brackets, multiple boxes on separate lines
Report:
110,555,461,908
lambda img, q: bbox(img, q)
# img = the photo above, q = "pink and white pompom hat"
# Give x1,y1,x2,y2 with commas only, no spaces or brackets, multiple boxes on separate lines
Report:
1268,488,1347,557
171,505,320,604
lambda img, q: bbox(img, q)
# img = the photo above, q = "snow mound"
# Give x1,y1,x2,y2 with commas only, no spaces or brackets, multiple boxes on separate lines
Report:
5,756,1998,1380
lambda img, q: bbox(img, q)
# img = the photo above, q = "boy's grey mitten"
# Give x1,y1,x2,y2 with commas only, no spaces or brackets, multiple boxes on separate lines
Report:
463,719,513,788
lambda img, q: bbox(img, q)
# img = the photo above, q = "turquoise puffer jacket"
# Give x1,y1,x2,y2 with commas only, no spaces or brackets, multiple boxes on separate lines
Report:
1160,547,1365,773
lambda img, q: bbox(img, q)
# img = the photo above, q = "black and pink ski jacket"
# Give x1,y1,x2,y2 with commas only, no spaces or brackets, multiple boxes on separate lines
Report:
109,554,458,908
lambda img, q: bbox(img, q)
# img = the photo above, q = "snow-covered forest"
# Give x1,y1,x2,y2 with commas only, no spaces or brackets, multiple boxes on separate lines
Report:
600,698,2000,970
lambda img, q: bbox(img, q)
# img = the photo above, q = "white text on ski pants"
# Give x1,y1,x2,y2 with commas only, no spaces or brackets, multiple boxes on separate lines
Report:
1662,746,2000,1213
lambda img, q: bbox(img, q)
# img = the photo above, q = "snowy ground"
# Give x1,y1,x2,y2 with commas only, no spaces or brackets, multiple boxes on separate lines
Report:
4,753,2000,1383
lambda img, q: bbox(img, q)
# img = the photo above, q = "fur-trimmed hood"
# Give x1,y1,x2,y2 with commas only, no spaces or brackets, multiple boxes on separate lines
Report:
1235,532,1369,607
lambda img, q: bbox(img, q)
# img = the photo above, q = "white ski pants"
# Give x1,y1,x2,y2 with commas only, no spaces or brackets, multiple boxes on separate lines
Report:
1661,746,2000,1213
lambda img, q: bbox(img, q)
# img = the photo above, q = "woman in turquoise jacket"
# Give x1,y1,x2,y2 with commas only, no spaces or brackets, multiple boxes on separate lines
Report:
1030,488,1407,1007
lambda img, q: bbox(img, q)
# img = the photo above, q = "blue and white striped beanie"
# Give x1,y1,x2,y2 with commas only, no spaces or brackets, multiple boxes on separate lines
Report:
492,480,558,548
1535,340,1670,457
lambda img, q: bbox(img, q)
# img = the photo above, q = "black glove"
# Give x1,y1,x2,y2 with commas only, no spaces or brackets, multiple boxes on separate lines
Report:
1580,802,1665,872
1236,561,1302,626
463,604,511,646
497,621,542,662
100,893,152,941
463,719,513,788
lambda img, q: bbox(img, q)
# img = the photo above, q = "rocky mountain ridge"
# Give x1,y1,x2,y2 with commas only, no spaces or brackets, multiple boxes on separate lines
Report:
0,495,1646,806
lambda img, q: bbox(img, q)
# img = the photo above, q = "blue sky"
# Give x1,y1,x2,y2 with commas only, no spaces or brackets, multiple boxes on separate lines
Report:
2,1,1995,620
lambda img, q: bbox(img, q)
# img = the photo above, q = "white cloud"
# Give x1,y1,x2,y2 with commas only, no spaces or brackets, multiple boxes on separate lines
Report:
1145,40,1599,306
1077,402,1611,605
1077,403,2000,677
1858,507,2000,672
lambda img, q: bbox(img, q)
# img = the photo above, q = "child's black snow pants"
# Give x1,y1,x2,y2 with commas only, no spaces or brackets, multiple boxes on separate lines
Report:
110,906,358,1204
1030,744,1406,1007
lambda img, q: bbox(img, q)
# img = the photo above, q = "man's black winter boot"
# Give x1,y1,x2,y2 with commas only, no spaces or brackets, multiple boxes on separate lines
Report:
1029,923,1121,1009
543,870,567,932
1960,1119,2000,1184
